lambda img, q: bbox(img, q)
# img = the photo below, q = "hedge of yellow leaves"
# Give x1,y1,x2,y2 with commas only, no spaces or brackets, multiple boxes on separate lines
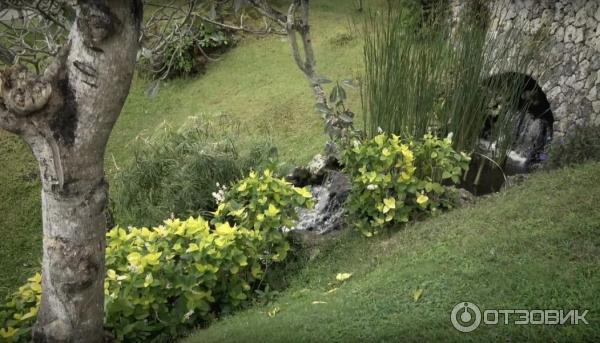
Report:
0,170,313,342
343,133,470,236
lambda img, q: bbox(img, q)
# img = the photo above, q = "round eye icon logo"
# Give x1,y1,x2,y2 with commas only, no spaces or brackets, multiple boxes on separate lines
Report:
451,302,482,332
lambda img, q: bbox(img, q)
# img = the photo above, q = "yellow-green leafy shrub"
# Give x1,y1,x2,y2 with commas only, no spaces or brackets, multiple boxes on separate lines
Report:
0,171,313,342
0,274,41,342
343,133,470,237
104,219,262,341
412,133,471,184
213,170,314,264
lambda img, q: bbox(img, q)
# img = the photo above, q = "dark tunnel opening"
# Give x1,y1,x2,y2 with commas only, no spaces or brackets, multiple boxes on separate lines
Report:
464,73,554,195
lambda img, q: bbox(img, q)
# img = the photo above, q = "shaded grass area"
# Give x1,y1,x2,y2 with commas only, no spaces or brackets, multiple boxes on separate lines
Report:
0,134,42,300
186,163,600,342
0,0,365,299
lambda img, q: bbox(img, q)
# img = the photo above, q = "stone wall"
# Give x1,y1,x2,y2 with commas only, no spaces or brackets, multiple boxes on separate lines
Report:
453,0,600,136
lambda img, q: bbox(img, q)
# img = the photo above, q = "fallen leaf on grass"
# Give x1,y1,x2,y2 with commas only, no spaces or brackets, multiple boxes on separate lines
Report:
413,288,424,302
336,273,352,281
325,288,339,294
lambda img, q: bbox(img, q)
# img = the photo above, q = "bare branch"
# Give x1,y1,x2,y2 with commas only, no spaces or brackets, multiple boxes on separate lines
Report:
286,1,306,74
0,42,15,65
246,0,287,26
298,0,317,78
197,14,284,35
0,2,70,68
282,0,326,105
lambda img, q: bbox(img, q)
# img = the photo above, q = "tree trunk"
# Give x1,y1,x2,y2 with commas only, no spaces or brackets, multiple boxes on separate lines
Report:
34,168,108,342
285,0,326,106
0,1,142,341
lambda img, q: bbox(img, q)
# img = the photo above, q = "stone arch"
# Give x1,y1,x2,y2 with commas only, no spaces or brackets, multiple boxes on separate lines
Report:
452,0,600,137
463,72,555,195
482,72,554,174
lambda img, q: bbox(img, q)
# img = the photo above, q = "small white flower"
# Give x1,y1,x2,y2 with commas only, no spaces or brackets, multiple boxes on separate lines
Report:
377,127,384,134
212,184,227,203
447,132,454,140
366,184,378,191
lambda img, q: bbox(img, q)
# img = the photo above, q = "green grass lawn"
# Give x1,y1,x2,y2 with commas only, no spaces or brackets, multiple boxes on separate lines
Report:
185,163,600,342
0,0,367,300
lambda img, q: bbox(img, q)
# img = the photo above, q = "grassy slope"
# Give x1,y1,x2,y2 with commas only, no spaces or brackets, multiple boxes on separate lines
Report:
0,0,365,299
186,163,600,342
107,0,365,166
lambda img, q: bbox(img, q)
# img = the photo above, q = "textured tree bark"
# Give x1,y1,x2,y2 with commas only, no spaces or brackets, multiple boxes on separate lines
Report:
34,172,108,342
0,0,142,341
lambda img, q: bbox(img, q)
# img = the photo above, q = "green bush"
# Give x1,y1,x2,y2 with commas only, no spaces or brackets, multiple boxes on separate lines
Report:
213,169,314,264
0,274,40,341
343,132,470,237
411,133,471,184
1,172,312,342
104,219,262,341
549,124,600,168
111,119,277,228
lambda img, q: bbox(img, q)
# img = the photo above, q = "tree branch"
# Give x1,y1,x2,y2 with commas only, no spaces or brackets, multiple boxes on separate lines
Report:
286,1,306,74
0,42,15,65
283,0,326,105
246,0,287,27
0,1,71,68
197,14,284,35
298,0,316,79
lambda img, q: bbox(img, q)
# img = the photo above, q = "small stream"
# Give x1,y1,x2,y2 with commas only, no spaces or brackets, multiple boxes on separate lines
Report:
464,110,553,195
292,171,350,234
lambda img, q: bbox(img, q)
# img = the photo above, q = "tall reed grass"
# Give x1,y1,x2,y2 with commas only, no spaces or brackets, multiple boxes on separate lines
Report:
360,1,546,166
